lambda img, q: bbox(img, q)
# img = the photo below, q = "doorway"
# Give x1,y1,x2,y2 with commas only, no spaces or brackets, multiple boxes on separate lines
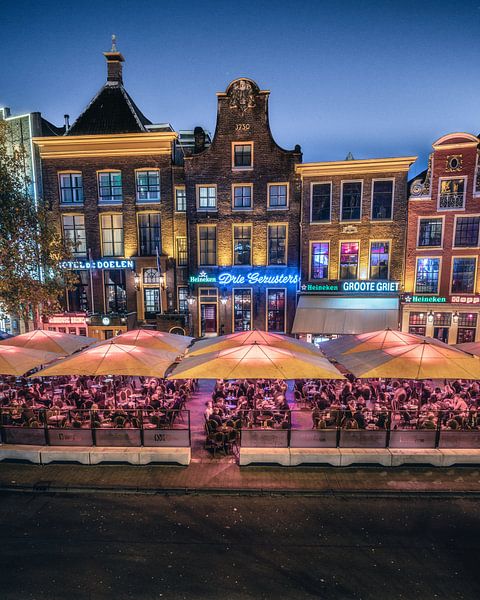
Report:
201,303,217,336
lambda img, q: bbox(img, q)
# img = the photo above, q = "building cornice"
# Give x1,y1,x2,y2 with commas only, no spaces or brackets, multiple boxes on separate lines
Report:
295,156,417,177
33,132,178,159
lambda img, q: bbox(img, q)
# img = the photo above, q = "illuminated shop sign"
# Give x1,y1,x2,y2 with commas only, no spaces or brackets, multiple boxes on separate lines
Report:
451,296,480,305
402,295,447,304
189,269,300,285
301,280,400,294
60,259,135,270
44,315,87,324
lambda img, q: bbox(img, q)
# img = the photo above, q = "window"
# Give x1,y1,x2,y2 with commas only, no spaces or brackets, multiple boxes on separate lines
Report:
339,242,359,280
198,225,216,266
311,183,331,222
451,257,476,293
268,184,288,208
138,213,161,256
178,286,188,313
457,313,477,344
268,224,287,265
104,270,127,312
369,241,390,280
415,258,440,294
454,217,480,247
62,215,86,256
101,214,124,257
418,218,443,247
233,289,252,331
176,237,188,267
233,143,252,168
197,185,217,210
143,268,160,285
143,288,160,319
408,312,426,336
438,177,465,209
67,271,89,312
310,242,329,279
267,289,286,332
98,171,122,203
59,173,83,204
136,170,160,202
372,180,394,220
233,225,252,265
433,312,451,327
175,186,186,212
341,181,362,220
233,185,252,209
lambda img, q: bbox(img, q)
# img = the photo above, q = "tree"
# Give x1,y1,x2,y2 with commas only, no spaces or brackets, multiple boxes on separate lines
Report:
0,119,75,330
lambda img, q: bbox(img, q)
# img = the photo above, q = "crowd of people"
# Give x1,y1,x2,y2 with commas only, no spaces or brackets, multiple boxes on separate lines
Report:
0,376,196,430
297,377,480,431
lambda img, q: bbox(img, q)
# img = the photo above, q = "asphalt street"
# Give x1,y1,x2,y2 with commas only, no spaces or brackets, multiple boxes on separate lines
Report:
0,492,479,600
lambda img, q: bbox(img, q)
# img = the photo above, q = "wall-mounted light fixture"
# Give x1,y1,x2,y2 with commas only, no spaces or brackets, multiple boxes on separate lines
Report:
133,272,140,291
452,312,459,324
427,311,434,323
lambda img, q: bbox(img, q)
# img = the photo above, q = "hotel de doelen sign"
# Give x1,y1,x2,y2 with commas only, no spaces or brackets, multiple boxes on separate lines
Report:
189,270,300,285
302,280,400,294
60,259,135,270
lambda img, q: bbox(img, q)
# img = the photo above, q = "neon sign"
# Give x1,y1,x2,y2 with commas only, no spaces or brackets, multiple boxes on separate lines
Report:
189,269,300,286
301,280,399,294
61,259,135,270
403,295,447,303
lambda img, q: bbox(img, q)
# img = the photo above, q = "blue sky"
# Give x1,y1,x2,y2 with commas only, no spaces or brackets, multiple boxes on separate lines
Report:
2,0,480,172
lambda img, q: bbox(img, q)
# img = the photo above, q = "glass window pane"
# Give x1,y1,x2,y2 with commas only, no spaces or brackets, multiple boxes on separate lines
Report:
415,258,440,293
311,184,331,221
452,257,476,293
341,182,362,220
339,242,359,279
311,242,329,279
372,180,393,220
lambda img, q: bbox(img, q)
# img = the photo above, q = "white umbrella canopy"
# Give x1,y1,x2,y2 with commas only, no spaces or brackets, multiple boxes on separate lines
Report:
0,346,60,376
455,342,480,356
0,329,97,356
188,329,324,356
319,328,447,360
95,329,193,354
334,340,480,380
169,343,345,380
32,343,178,378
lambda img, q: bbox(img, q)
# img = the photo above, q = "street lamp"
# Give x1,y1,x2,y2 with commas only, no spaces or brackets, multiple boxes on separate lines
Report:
133,272,140,291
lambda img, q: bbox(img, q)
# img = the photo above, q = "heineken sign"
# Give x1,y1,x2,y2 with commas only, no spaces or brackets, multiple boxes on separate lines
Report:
61,259,135,270
301,280,400,294
189,268,300,286
402,294,447,304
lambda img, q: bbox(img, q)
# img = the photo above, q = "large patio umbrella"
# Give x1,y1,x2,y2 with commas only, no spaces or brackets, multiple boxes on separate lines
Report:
335,340,480,380
95,329,193,354
32,343,178,378
319,328,445,360
168,343,345,380
455,342,480,356
0,329,96,356
0,346,60,376
188,329,324,357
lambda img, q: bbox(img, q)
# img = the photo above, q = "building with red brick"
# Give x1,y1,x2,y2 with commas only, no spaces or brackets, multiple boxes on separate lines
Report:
401,132,480,344
34,43,190,339
183,78,302,337
292,155,416,343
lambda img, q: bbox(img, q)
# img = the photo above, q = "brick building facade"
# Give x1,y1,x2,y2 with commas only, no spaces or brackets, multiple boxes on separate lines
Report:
34,46,187,339
293,156,416,342
183,78,302,337
401,132,480,344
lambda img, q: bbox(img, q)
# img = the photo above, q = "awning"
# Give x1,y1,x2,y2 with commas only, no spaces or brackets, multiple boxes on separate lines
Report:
292,295,400,335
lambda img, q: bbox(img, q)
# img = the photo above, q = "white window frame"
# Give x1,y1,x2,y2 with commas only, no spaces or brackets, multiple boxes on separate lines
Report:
97,170,123,205
267,182,289,210
340,180,363,222
452,214,480,249
232,183,253,211
368,239,392,280
196,184,217,211
414,256,442,295
416,215,445,250
437,175,467,211
175,186,186,212
232,142,254,170
58,171,84,205
135,169,160,203
310,181,332,223
62,213,87,257
309,241,330,280
450,255,478,295
371,178,395,221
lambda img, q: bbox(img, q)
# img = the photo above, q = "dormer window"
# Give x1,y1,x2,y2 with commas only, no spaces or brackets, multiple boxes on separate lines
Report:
98,171,123,204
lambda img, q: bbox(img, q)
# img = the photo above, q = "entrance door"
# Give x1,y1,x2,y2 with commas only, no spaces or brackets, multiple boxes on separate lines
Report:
433,327,449,343
201,303,217,336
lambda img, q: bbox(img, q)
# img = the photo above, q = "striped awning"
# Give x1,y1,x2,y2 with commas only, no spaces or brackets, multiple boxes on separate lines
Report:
292,295,400,335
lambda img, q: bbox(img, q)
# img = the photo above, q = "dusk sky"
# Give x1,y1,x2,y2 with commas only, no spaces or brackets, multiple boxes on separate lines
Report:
2,0,480,172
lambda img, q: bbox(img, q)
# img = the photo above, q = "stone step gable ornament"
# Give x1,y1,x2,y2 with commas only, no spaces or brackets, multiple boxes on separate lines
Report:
227,78,258,113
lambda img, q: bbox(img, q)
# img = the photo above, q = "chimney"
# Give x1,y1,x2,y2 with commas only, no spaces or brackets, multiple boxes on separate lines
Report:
103,34,125,85
64,114,70,132
194,126,206,154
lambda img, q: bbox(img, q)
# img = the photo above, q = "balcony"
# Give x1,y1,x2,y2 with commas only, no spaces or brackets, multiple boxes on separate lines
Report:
438,192,465,210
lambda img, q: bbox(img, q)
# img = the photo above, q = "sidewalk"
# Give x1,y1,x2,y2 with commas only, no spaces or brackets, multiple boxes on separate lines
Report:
2,461,480,495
